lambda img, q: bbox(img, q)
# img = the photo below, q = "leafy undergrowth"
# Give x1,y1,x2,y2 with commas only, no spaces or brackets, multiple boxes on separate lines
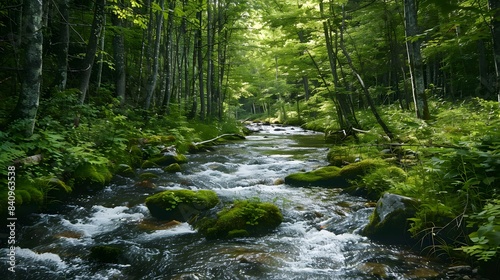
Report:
0,91,245,219
301,97,500,273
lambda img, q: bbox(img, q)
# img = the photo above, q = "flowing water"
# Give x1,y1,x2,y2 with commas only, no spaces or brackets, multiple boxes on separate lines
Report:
2,125,451,279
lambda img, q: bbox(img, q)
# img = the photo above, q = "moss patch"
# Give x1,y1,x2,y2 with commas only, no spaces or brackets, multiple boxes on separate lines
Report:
73,163,112,191
195,200,283,239
114,164,135,177
150,152,188,166
163,163,181,173
145,189,219,221
285,166,347,187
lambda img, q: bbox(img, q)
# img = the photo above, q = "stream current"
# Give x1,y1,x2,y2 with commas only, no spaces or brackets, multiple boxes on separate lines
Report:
2,125,451,279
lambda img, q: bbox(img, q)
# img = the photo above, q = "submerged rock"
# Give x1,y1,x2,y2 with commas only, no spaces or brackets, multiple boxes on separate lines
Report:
194,199,283,239
362,193,419,244
145,189,219,222
89,245,125,264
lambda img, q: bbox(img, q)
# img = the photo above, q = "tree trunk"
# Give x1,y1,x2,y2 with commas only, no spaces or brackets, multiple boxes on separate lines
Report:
79,0,106,104
112,5,126,105
197,0,205,120
403,0,430,119
489,0,500,103
144,0,165,110
162,0,175,112
13,0,43,137
339,5,393,140
54,0,69,91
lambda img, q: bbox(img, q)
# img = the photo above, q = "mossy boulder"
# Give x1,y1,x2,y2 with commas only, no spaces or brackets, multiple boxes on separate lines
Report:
89,245,125,264
194,200,283,239
150,151,188,166
115,164,135,177
145,189,219,222
73,163,112,191
139,172,159,180
338,159,387,179
163,163,182,173
285,159,386,188
362,193,419,244
285,166,347,187
141,160,159,169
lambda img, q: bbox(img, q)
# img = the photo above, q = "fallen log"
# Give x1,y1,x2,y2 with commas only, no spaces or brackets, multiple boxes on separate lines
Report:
193,133,245,146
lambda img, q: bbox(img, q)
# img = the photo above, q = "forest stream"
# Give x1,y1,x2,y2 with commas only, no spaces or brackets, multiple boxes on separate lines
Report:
1,125,452,279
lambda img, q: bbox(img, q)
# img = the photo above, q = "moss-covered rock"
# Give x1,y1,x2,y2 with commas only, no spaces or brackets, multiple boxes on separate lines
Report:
361,193,419,244
194,200,283,239
338,159,386,179
115,164,135,177
145,189,219,221
89,245,125,263
285,166,347,187
141,160,159,169
150,152,188,166
73,163,112,191
285,159,388,188
139,172,159,180
163,163,182,173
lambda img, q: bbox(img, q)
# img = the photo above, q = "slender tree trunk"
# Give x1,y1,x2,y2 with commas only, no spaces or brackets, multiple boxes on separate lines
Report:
144,0,165,110
112,4,126,105
79,0,106,104
55,0,69,91
96,14,106,94
206,0,214,118
340,5,393,140
13,0,43,137
403,0,430,119
162,0,175,112
489,0,500,103
197,0,205,120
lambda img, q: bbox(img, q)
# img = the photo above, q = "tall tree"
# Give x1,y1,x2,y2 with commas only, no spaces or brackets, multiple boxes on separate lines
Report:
403,0,430,119
54,0,70,91
112,1,127,105
12,0,43,137
144,0,165,110
79,0,106,104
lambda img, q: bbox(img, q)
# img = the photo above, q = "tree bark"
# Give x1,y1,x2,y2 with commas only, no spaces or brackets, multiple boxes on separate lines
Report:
196,0,205,120
144,0,165,110
403,0,430,119
79,0,106,104
112,4,126,105
54,0,69,91
13,0,43,137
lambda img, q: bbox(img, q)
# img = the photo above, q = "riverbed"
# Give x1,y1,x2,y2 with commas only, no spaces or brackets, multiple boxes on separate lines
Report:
1,125,449,279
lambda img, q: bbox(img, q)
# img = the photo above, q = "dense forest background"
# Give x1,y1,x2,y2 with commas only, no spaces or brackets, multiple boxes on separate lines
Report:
1,0,500,276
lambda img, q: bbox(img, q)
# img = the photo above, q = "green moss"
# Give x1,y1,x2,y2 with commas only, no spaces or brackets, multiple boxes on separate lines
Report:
115,164,135,177
195,200,283,239
150,152,188,166
141,160,159,169
163,163,182,173
139,172,159,180
73,163,112,191
89,245,124,263
145,189,219,221
339,159,387,179
285,166,347,187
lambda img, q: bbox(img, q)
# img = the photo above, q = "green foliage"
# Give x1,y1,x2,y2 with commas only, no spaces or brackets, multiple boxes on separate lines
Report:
461,199,500,261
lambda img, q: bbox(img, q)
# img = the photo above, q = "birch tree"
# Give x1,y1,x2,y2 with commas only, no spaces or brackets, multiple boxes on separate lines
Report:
13,0,43,137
